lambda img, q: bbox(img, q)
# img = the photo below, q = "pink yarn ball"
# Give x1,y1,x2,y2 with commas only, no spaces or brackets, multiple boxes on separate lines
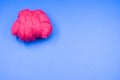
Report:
11,9,52,42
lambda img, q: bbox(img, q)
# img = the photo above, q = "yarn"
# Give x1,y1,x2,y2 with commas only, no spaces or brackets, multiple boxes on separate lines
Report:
11,9,52,42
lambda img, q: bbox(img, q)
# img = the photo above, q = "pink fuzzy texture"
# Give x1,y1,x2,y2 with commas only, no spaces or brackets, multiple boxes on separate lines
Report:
11,9,52,42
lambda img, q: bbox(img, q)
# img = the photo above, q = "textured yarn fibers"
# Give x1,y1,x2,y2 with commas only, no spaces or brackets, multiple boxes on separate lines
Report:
12,9,52,42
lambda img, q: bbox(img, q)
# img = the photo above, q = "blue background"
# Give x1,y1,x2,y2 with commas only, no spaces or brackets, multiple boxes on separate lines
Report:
0,0,120,80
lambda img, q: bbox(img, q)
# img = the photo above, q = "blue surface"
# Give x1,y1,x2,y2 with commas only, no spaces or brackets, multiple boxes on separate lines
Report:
0,0,120,80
